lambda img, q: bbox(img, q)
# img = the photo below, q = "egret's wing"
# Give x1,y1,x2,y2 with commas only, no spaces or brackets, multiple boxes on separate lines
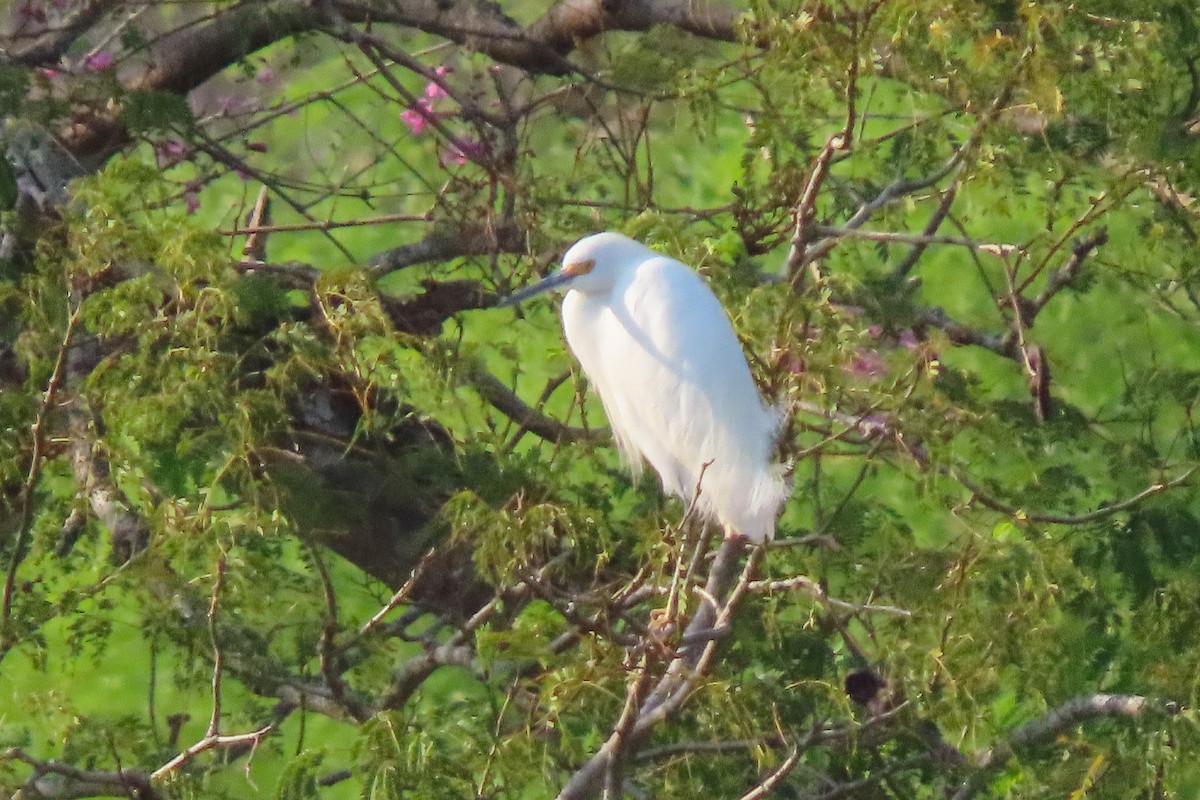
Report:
562,290,645,475
606,256,785,538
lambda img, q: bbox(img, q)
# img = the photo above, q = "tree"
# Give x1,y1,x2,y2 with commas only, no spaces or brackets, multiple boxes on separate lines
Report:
1,0,1199,797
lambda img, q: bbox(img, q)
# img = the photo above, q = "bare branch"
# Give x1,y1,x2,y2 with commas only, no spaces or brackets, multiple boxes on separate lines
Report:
369,222,526,275
528,0,741,53
149,726,274,783
816,224,1015,253
891,183,961,279
914,306,1014,357
1025,227,1109,318
735,742,801,800
205,552,228,738
67,408,152,563
5,748,159,800
954,694,1179,800
466,364,601,443
749,575,913,617
802,48,1028,270
556,539,760,800
957,468,1195,526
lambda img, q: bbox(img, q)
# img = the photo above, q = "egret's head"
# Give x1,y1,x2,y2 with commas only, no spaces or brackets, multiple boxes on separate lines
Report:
496,232,647,307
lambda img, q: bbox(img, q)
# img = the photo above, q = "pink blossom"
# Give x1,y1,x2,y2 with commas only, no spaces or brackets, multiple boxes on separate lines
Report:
83,51,114,71
40,68,60,79
433,66,451,78
184,191,200,215
868,324,882,337
255,66,276,84
424,81,447,101
844,349,886,379
401,102,433,135
154,139,188,168
898,329,919,350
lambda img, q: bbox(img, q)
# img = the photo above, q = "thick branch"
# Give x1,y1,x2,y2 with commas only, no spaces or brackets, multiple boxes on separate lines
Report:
5,0,121,66
955,694,1178,800
6,748,158,800
528,0,740,55
67,409,151,562
56,0,744,161
556,538,755,800
369,222,526,275
466,365,600,443
380,279,495,335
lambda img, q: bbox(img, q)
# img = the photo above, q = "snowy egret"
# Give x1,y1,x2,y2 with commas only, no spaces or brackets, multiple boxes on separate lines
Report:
499,232,788,543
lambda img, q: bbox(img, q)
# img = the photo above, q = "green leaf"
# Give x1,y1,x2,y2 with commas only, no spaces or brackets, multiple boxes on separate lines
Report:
121,90,193,133
0,157,17,210
0,65,29,115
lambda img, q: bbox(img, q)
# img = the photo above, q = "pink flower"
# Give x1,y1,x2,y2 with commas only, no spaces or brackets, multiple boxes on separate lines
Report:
424,81,447,101
401,102,433,135
40,68,60,79
844,349,886,379
84,51,114,71
255,66,276,84
898,330,919,350
154,139,188,168
184,191,200,215
433,66,451,78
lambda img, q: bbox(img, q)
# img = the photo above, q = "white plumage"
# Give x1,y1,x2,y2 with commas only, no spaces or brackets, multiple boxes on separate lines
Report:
501,232,788,543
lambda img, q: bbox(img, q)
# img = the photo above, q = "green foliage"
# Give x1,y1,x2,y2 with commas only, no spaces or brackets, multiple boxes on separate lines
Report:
4,1,1200,798
121,90,194,135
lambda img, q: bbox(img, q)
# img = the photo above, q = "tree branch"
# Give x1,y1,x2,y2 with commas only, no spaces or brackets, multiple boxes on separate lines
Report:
5,0,121,66
957,468,1195,525
1,303,78,652
465,364,600,443
369,222,526,275
954,694,1179,800
5,748,159,800
556,539,759,800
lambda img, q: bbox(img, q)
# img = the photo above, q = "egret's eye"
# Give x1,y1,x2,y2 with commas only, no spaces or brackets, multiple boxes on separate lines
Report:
562,258,596,277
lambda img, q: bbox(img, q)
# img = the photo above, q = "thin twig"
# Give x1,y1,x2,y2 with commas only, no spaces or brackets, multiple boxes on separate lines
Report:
3,304,80,650
150,726,274,782
958,468,1194,525
735,742,801,800
206,552,227,738
816,225,1015,252
749,575,913,617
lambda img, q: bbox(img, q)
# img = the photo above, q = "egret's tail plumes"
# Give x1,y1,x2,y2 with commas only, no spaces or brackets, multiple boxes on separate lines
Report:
681,402,787,545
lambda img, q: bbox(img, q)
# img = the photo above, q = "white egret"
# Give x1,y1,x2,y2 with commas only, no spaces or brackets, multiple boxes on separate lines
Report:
500,232,788,543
